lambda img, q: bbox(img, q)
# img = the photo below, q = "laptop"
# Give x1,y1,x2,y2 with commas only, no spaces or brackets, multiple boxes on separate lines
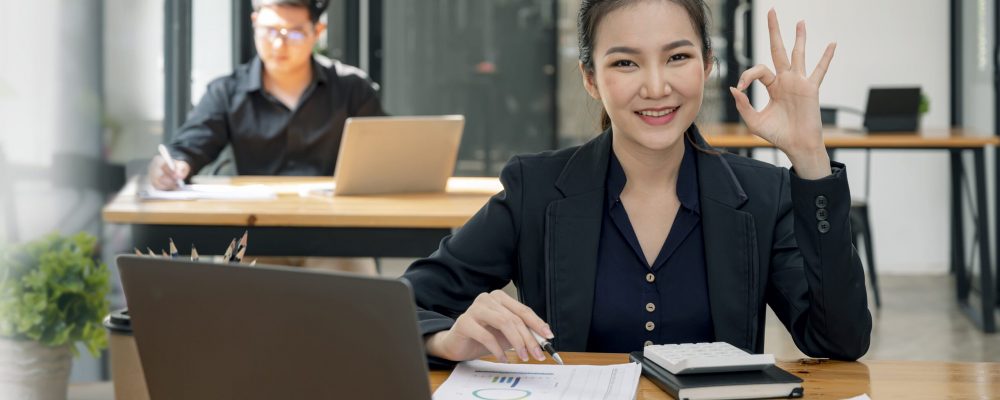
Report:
863,87,921,132
117,256,432,400
333,115,464,195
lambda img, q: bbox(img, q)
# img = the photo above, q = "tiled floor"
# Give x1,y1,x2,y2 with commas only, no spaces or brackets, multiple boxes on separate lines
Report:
764,274,1000,362
381,259,1000,362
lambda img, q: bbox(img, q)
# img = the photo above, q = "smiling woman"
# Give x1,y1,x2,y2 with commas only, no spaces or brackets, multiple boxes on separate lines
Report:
404,0,871,367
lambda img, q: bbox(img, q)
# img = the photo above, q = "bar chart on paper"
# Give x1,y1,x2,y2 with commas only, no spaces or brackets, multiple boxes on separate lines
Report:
433,360,641,400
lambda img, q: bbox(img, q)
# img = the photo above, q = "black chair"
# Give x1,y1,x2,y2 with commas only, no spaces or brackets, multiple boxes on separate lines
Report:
51,153,127,235
821,107,881,308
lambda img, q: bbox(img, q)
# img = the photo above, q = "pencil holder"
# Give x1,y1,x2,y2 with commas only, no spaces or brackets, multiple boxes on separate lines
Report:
103,308,150,400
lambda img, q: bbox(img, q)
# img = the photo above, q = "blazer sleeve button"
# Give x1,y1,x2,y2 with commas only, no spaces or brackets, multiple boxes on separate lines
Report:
818,220,831,233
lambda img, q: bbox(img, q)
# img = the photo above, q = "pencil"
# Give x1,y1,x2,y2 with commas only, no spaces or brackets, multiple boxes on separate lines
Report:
168,238,179,258
232,231,248,262
222,238,236,261
191,245,199,262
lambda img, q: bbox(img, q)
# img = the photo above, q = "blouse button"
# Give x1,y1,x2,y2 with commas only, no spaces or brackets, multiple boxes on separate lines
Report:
645,273,655,283
645,321,655,331
645,303,656,312
644,340,654,347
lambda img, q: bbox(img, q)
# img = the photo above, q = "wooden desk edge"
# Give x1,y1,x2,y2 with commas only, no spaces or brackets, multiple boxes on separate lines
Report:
101,176,501,228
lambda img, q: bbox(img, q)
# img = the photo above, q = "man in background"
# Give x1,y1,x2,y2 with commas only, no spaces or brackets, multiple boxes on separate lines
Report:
149,0,384,274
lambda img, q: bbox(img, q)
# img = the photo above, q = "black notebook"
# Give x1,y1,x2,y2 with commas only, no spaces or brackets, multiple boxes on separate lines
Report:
629,352,803,400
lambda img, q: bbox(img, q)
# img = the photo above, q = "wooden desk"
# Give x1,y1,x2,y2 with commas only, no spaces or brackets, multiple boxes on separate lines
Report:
701,123,1000,149
701,123,1000,333
429,353,1000,399
102,177,501,258
71,353,1000,399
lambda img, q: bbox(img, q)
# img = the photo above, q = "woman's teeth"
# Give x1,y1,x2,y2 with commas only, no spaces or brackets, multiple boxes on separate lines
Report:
637,108,677,117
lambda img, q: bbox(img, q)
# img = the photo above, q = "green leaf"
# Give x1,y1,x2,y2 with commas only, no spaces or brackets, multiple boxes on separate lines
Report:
0,232,111,355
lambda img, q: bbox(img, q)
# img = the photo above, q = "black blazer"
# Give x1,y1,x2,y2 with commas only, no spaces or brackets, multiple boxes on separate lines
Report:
403,125,872,361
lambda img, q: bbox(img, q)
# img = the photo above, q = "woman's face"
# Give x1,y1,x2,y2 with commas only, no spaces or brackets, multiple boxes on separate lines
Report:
582,0,711,152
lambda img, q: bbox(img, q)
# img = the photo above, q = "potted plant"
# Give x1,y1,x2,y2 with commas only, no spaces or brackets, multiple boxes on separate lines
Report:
919,92,930,121
0,232,110,400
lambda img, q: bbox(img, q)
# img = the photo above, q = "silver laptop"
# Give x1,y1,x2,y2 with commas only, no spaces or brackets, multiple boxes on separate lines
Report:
333,115,464,195
117,256,432,400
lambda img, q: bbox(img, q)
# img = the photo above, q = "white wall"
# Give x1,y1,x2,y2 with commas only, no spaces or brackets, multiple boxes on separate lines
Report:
0,1,59,169
103,0,165,164
751,0,955,274
191,0,233,104
0,0,107,382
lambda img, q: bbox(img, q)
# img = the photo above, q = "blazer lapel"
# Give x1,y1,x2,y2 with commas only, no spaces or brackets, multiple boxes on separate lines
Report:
690,126,758,351
545,131,611,351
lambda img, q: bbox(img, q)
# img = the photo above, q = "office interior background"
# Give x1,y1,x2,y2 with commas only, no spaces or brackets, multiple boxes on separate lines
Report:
0,0,997,383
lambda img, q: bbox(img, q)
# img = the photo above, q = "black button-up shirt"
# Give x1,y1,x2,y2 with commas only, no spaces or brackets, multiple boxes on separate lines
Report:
588,138,714,353
167,55,385,176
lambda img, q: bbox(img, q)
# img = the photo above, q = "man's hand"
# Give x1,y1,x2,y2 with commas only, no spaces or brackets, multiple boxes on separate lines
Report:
148,155,191,190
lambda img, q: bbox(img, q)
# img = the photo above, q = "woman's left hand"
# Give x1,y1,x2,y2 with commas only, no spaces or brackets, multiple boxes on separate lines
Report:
729,9,835,180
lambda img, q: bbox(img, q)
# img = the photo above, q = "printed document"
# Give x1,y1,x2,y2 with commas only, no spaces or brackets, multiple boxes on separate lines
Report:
433,360,641,400
139,184,277,201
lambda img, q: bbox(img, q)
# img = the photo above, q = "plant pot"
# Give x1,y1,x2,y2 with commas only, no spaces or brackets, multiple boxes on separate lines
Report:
0,337,72,400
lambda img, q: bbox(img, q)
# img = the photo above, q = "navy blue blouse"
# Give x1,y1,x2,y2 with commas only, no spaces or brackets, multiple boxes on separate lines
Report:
587,139,714,353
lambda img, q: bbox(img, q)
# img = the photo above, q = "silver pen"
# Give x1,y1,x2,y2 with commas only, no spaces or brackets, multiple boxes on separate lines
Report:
531,330,563,365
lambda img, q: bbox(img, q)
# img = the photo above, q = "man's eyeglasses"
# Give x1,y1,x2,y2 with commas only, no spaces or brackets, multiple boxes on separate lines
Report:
254,25,310,45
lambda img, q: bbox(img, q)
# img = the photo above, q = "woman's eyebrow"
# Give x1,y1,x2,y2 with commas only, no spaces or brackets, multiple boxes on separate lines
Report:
604,39,695,56
662,39,694,52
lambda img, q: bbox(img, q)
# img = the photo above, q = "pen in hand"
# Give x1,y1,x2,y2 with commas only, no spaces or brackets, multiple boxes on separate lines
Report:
531,330,563,365
157,144,186,189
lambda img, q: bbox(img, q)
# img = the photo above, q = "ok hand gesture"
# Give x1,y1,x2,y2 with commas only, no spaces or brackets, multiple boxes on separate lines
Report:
729,9,836,179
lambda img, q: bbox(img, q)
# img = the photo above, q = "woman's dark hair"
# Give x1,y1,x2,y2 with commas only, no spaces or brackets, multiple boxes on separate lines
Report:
252,0,329,23
578,0,713,131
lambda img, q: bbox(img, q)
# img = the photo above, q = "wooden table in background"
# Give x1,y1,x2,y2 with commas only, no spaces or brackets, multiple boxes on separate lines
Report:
702,123,999,149
71,353,1000,399
702,123,1000,333
102,176,501,258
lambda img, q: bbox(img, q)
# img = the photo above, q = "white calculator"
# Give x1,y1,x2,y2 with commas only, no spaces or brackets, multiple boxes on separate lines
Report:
643,342,775,375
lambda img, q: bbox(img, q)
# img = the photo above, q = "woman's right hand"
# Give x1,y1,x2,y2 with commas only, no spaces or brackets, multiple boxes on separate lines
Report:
148,155,191,190
425,290,554,363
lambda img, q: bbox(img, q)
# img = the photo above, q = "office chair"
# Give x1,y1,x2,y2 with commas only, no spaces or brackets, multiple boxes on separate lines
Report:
51,153,127,236
821,107,881,308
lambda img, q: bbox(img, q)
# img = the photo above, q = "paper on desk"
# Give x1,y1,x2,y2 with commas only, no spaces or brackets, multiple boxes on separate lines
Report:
139,184,277,200
433,360,641,400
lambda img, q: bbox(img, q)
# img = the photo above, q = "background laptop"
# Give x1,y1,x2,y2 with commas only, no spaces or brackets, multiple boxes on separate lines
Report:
333,115,464,195
863,87,921,132
117,256,432,400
